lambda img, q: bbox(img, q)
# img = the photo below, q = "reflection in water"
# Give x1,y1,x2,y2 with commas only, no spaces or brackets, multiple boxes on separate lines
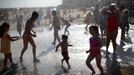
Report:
106,53,121,75
18,62,39,75
33,63,39,75
19,62,30,75
55,65,69,75
106,34,134,75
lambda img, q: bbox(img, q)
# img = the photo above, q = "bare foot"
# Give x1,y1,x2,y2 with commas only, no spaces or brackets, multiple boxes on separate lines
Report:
33,58,40,62
91,71,95,75
20,57,23,62
100,72,104,75
68,65,71,69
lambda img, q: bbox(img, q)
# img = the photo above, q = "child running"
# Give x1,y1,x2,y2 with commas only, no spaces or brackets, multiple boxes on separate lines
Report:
60,18,71,35
0,22,19,71
86,26,104,75
55,35,72,69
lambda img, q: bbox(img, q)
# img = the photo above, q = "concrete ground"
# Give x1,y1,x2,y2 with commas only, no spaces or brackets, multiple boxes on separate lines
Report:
0,24,134,75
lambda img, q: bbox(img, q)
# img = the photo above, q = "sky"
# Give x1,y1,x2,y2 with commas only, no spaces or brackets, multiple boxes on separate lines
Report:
0,0,62,8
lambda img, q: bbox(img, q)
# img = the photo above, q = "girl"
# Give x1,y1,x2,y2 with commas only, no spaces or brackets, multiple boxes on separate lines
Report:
0,22,19,70
86,26,104,75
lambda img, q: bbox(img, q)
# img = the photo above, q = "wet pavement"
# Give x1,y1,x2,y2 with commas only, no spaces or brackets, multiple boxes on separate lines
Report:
0,24,134,75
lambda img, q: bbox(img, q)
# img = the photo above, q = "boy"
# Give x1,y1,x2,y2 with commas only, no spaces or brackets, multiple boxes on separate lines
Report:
55,35,72,69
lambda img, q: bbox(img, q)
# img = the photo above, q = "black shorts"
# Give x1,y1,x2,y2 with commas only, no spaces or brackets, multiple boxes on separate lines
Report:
62,52,69,60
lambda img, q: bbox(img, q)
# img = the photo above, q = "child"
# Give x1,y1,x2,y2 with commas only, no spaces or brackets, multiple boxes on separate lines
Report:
84,11,94,34
86,26,104,75
50,10,61,45
60,18,71,35
55,35,72,69
0,22,19,71
20,11,39,62
120,9,129,40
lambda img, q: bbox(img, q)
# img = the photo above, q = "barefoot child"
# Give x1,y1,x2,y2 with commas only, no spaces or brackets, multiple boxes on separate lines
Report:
60,18,71,35
86,26,104,75
0,22,19,71
55,35,72,69
20,11,39,62
50,10,61,45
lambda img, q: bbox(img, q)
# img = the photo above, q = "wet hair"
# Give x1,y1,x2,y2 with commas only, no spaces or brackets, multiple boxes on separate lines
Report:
89,26,99,35
32,11,39,19
62,35,68,40
52,10,57,16
0,22,10,37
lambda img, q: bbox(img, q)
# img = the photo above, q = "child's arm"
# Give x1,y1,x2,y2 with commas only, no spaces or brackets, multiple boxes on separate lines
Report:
7,35,20,41
31,29,37,37
86,46,101,53
86,49,91,53
50,24,54,30
55,43,61,52
31,29,36,34
68,45,72,46
67,42,72,46
68,44,73,46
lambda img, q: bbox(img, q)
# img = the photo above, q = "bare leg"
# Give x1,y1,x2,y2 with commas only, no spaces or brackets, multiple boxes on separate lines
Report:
126,25,129,34
112,31,118,53
64,26,70,35
65,59,71,69
8,53,13,64
101,30,103,39
55,29,60,43
85,24,89,33
106,38,110,54
96,54,104,75
52,30,56,44
61,58,65,65
20,37,28,61
121,28,125,40
3,54,8,67
64,27,67,35
86,54,95,75
29,37,39,62
112,39,117,53
67,29,70,35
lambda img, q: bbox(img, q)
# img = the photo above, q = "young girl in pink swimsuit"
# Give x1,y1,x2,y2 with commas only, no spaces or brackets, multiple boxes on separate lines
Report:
86,26,104,75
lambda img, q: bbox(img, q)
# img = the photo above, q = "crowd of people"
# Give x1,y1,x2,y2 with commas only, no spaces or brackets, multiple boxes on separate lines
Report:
0,2,133,75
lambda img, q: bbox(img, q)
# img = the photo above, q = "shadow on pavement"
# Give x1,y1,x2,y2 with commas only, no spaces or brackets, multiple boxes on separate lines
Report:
55,65,69,75
105,34,134,75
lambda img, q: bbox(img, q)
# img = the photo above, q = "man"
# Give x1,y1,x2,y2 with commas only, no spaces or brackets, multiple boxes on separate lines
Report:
104,3,120,55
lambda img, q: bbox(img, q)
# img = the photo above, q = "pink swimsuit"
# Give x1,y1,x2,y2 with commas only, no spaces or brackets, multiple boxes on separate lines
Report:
89,37,101,57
